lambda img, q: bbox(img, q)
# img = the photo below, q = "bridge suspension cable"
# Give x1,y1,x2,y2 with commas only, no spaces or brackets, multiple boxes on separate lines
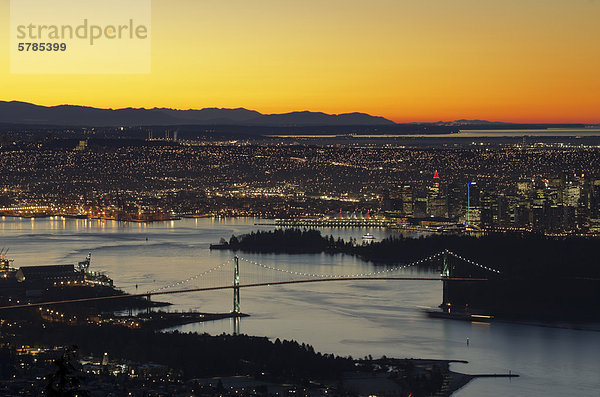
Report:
445,250,502,274
0,251,498,311
144,249,500,295
240,249,501,278
148,259,233,293
238,251,447,279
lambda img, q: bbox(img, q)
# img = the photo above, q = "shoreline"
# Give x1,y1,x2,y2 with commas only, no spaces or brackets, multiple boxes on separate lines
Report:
2,214,600,238
141,311,249,330
359,358,518,396
424,309,600,332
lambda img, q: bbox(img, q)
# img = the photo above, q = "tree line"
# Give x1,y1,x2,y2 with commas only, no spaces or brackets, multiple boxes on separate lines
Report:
217,229,600,279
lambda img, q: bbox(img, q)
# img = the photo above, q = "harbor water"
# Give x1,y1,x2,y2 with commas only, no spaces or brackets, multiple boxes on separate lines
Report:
0,216,598,396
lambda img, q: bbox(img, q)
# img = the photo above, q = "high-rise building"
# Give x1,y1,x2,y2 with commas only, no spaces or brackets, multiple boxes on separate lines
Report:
399,185,413,217
426,171,447,218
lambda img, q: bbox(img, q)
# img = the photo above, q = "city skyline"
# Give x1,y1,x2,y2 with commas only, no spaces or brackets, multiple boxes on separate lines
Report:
2,132,600,235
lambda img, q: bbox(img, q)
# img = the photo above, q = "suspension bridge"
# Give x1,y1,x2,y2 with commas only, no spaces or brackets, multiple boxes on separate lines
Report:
0,250,499,315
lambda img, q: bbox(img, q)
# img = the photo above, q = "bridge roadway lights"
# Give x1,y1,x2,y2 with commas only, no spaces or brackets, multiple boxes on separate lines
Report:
0,251,494,313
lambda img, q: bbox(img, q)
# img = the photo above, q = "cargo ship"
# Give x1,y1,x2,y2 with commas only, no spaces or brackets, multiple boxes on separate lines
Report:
0,251,167,313
0,251,114,297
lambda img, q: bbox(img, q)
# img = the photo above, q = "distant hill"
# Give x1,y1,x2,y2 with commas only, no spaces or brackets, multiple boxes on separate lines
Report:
0,101,396,127
251,111,394,126
432,119,508,126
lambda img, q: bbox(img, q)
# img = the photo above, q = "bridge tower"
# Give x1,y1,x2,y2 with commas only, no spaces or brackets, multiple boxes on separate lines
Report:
233,256,240,314
232,316,240,336
441,250,451,310
441,250,451,277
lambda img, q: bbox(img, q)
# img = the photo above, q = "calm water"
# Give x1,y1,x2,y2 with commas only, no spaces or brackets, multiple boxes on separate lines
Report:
274,128,600,139
1,217,598,396
454,128,600,137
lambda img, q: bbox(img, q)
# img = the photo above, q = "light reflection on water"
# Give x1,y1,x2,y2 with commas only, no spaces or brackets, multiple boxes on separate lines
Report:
0,217,598,396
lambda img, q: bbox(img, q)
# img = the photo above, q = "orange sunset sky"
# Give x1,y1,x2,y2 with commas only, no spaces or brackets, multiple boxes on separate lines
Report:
1,0,599,123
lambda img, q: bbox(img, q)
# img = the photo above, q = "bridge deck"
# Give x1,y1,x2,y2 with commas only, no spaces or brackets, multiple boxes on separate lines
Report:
0,276,487,310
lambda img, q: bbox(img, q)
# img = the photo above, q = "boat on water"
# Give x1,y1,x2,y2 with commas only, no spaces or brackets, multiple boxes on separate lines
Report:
362,232,376,240
423,308,494,323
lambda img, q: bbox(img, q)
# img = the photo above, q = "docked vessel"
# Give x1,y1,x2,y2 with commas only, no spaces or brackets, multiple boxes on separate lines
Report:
423,308,494,323
0,248,16,274
0,250,167,315
0,251,113,299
